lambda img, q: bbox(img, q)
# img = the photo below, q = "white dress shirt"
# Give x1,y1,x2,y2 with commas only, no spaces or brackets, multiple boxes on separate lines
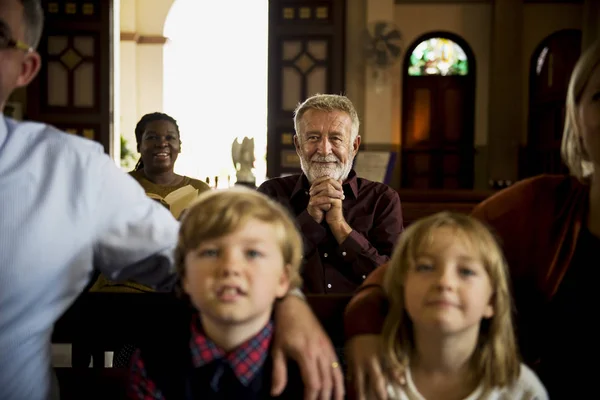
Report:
0,117,179,400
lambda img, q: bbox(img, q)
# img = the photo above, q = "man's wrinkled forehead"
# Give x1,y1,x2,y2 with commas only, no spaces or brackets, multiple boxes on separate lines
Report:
300,109,351,134
0,0,25,40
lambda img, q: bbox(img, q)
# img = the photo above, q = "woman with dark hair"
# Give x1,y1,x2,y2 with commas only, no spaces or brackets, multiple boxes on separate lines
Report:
129,112,209,198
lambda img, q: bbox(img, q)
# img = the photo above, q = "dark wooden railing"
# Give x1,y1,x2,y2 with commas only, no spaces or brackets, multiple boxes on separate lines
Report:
398,189,494,226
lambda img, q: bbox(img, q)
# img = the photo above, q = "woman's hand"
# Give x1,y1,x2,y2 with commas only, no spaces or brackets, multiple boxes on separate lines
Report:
346,335,403,400
271,295,345,400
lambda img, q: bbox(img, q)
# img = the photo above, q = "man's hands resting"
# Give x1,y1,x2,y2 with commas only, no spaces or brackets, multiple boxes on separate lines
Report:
307,177,352,244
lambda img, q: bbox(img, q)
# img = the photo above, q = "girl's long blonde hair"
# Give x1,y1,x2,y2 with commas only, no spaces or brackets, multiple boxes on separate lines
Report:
382,212,520,390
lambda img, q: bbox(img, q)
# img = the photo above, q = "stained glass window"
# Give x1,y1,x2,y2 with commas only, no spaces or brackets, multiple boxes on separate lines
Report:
408,38,469,76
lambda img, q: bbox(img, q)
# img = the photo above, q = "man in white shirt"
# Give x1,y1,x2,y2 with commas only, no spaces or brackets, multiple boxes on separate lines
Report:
0,1,344,399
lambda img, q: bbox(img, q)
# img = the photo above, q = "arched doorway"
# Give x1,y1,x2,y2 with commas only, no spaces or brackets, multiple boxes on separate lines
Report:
163,0,269,187
522,29,581,178
401,33,476,189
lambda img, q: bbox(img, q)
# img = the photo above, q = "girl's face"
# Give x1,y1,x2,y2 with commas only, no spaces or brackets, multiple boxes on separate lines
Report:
579,64,600,168
404,227,494,337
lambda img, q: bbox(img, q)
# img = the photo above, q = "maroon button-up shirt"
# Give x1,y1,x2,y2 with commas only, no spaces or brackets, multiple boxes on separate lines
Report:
258,170,403,293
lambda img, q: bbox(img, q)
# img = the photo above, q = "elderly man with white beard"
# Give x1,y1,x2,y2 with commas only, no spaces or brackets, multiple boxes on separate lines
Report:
258,94,404,294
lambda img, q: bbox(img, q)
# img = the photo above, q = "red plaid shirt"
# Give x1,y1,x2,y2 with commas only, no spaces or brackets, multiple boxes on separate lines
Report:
128,314,274,399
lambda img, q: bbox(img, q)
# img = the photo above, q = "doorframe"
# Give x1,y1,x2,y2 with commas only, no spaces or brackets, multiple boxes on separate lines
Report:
400,31,476,189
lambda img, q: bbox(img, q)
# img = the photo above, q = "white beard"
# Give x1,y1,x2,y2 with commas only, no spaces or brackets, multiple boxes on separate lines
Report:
299,153,354,183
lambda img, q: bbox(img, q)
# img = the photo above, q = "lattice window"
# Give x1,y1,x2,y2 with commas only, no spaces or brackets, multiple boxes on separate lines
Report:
280,39,329,111
45,34,98,109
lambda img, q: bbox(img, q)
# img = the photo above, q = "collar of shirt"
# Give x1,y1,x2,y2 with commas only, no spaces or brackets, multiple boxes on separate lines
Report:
0,116,7,149
189,313,274,386
291,169,359,200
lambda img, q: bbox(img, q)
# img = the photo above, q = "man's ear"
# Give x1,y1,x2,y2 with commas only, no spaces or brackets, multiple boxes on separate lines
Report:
352,135,361,156
293,134,300,151
15,51,41,88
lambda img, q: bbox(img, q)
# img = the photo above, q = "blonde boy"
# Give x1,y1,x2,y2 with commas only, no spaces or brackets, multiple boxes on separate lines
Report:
128,188,304,399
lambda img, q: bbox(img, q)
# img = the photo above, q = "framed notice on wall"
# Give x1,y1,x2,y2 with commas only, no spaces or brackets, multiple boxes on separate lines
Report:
354,151,397,184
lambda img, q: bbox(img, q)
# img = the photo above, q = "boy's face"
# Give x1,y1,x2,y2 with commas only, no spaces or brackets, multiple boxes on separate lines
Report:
403,227,494,337
183,218,291,327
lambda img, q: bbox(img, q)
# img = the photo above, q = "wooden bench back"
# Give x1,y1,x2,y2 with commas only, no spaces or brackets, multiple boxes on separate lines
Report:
398,189,494,226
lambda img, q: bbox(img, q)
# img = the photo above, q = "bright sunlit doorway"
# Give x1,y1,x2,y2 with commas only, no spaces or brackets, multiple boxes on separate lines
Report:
163,0,268,188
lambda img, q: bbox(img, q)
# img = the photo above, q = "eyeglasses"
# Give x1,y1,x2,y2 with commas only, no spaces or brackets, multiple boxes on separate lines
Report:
0,31,32,53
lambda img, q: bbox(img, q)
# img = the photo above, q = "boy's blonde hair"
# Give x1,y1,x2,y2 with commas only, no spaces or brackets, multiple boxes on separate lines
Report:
561,40,600,181
174,188,303,293
382,212,519,390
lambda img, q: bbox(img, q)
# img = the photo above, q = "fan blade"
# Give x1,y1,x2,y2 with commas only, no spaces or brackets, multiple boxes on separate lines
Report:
374,22,386,38
383,29,401,41
385,42,402,58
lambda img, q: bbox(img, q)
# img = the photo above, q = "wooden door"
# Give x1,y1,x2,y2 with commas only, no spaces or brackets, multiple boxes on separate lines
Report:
26,0,113,155
523,29,581,178
267,0,346,178
402,76,474,189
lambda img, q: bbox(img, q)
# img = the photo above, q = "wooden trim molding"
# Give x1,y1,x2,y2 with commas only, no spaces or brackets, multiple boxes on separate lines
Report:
120,32,139,42
137,35,168,45
120,31,168,45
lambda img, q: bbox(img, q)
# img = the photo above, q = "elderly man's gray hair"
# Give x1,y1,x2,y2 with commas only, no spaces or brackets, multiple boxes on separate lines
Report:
20,0,44,49
293,94,360,142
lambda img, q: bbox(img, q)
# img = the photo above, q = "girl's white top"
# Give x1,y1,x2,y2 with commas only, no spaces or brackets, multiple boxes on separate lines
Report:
385,363,549,400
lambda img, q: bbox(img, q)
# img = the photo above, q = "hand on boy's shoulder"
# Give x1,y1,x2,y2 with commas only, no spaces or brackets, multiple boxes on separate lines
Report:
267,358,304,399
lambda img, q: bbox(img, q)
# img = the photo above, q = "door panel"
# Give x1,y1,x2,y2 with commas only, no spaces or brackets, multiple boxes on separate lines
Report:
27,0,113,155
267,0,345,178
402,76,474,189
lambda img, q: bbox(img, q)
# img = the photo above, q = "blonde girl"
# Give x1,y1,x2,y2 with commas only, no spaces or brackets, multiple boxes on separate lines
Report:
381,212,548,400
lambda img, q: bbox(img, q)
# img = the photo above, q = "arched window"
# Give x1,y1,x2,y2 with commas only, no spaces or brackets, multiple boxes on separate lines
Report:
408,37,469,76
401,33,475,189
523,29,581,178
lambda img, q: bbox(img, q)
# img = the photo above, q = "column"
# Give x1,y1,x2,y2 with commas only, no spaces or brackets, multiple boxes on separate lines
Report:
582,0,600,51
363,0,395,144
487,0,523,184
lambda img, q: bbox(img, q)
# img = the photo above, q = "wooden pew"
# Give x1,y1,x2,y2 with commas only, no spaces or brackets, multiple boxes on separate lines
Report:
52,293,352,399
398,189,494,226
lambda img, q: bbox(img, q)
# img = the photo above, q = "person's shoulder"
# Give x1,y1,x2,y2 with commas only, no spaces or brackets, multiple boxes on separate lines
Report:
515,174,582,194
472,174,580,222
502,363,549,400
185,177,211,192
355,175,399,200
